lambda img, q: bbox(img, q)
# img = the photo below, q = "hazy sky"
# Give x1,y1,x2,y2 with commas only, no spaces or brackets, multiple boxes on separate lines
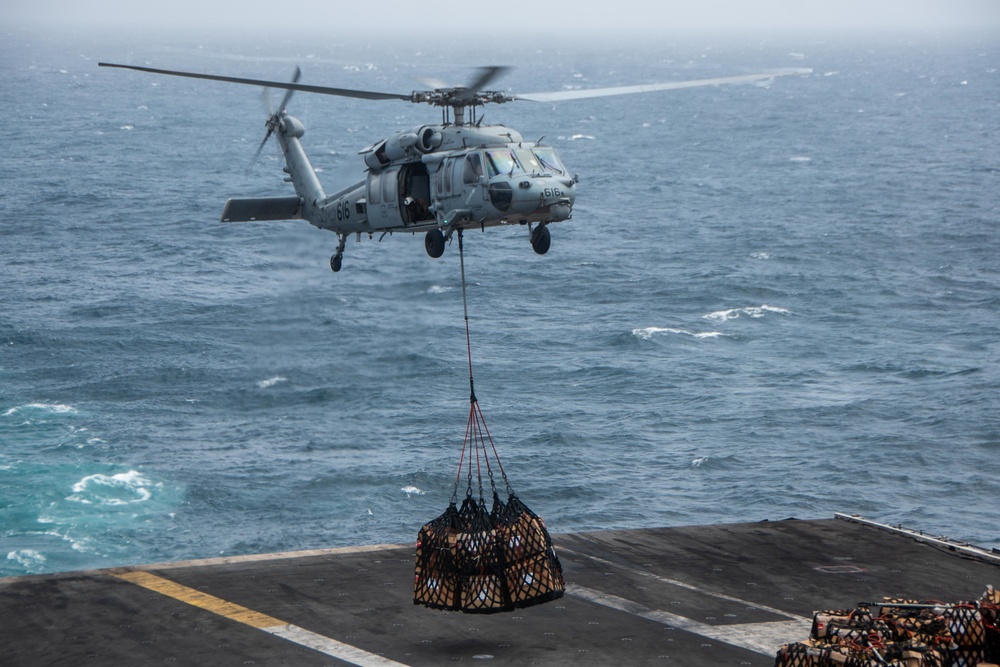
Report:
8,0,1000,35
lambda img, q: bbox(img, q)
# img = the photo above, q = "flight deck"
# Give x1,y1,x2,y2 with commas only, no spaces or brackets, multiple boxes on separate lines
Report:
2,514,998,666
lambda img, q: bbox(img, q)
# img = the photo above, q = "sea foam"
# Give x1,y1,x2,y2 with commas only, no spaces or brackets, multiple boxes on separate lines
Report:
3,403,79,417
632,327,726,340
6,549,46,572
703,305,790,322
68,470,157,506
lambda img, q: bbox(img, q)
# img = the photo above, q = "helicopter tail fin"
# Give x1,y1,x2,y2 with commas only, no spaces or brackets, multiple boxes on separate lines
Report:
221,196,303,222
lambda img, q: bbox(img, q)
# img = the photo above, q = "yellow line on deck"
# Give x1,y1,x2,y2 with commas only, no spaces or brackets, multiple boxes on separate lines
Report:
110,569,408,666
112,570,284,629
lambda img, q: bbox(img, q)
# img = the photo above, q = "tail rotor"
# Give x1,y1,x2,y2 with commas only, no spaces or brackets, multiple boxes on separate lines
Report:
253,66,301,162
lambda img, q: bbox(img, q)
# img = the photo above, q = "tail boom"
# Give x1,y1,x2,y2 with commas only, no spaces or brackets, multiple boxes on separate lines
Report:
221,196,302,222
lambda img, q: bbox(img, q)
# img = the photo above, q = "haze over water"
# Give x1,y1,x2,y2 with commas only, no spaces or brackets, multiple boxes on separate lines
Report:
1,26,998,577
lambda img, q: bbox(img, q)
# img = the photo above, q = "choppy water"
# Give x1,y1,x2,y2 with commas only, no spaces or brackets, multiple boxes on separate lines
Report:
2,27,998,577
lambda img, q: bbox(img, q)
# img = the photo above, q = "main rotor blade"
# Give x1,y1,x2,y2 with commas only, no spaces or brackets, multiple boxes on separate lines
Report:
98,62,411,101
276,66,301,114
417,76,449,91
515,68,812,103
466,66,511,93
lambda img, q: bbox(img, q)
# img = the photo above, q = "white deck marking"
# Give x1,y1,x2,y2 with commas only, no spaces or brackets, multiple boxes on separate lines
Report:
569,584,811,656
558,545,810,622
265,625,409,667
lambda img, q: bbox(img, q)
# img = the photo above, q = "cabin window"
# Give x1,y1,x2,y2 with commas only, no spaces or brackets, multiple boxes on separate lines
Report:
382,169,396,204
444,158,456,195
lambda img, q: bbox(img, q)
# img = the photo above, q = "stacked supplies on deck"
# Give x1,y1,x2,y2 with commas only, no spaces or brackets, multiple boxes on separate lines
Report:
774,587,1000,667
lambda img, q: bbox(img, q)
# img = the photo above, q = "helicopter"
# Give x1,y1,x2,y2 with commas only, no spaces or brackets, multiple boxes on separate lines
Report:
98,61,810,272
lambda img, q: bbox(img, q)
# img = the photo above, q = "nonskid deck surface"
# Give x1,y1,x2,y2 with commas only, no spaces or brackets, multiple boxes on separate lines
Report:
2,515,998,666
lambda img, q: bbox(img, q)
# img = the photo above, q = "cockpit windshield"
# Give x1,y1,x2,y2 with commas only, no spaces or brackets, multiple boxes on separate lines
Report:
485,149,523,178
531,146,566,175
515,149,542,174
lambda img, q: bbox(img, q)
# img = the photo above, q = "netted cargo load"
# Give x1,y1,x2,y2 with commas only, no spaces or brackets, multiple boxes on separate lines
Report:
776,591,1000,667
413,231,565,614
413,490,564,614
983,585,1000,663
494,494,564,609
774,641,851,666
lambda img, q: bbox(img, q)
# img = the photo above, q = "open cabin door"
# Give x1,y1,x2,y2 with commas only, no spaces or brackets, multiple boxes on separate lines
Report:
400,163,434,226
366,164,436,229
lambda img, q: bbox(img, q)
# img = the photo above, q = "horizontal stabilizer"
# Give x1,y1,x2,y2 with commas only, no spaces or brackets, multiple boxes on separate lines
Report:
221,197,303,222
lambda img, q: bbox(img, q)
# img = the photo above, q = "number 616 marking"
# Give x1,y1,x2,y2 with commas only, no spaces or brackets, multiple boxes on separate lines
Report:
336,200,351,221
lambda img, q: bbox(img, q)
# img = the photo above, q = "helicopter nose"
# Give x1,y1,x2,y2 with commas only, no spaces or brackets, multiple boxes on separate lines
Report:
509,176,574,217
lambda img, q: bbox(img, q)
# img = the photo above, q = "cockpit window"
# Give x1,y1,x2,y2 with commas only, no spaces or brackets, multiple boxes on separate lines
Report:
515,149,542,174
485,149,523,178
532,146,566,175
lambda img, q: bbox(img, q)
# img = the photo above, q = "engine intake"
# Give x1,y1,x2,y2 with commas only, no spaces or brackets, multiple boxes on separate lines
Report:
362,126,443,171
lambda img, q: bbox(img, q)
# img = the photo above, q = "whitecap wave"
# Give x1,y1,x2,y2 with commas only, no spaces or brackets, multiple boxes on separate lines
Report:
632,327,726,340
3,403,78,417
68,470,158,506
703,305,790,322
7,549,46,572
256,376,287,389
427,285,452,294
569,134,595,141
401,485,425,496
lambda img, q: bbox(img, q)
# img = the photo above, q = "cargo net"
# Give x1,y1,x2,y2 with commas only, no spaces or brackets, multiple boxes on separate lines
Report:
774,586,1000,667
412,230,565,614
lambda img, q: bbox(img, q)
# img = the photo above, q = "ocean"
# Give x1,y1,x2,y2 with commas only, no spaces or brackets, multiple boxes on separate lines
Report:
1,27,998,578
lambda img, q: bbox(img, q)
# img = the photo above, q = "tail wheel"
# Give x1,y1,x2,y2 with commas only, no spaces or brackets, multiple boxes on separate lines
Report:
425,229,446,258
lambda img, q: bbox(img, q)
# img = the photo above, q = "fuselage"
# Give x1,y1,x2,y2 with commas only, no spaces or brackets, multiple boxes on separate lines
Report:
297,122,576,237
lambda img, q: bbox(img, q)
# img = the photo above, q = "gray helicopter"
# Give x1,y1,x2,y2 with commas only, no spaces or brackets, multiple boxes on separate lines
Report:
98,62,809,272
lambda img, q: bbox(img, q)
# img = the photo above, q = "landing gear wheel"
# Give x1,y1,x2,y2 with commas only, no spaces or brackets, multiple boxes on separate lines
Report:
425,229,446,259
330,233,347,273
530,225,551,255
